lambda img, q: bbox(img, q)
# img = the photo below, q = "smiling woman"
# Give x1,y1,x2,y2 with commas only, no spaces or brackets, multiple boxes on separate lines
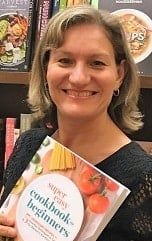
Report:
0,4,152,241
29,5,143,134
46,23,123,122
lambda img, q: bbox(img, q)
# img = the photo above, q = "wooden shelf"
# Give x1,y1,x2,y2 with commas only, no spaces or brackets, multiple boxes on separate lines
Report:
140,76,152,88
0,71,152,88
0,71,30,85
136,141,152,155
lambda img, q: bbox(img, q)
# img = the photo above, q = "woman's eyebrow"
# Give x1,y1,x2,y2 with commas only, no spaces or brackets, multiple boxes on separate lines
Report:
53,49,111,58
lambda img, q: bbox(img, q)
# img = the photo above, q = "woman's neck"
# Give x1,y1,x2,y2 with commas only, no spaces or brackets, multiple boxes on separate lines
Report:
55,113,108,144
52,114,130,164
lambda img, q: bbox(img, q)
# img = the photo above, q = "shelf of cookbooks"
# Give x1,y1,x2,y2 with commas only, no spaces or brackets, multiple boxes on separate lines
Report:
1,0,152,87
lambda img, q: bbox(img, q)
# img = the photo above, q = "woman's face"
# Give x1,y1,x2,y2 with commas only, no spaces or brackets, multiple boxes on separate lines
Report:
46,24,124,122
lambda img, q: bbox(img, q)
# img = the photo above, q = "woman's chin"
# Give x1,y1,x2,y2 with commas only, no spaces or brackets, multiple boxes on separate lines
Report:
59,109,95,122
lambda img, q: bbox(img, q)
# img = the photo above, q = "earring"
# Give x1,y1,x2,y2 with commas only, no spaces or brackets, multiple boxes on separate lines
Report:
113,89,119,97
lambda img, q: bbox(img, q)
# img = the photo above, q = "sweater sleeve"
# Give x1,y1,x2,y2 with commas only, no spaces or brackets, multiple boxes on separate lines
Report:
98,171,152,241
0,128,51,206
96,143,152,241
125,172,152,241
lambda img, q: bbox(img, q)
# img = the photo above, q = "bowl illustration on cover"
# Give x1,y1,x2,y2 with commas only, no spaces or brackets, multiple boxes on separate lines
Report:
0,12,28,66
112,9,152,63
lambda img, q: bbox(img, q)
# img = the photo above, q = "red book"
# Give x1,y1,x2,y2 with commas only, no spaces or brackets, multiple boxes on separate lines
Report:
4,118,16,168
36,0,53,42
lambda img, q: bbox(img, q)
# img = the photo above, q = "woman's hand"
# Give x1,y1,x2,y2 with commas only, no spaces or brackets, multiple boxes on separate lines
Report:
0,214,17,238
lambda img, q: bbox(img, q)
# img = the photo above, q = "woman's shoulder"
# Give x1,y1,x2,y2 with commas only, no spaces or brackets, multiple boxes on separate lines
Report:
0,127,54,204
5,127,54,172
98,142,152,240
116,141,152,170
17,126,52,142
97,141,152,189
7,127,53,162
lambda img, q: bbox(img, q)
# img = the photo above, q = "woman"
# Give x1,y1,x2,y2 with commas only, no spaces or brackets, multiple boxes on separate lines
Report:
0,5,151,241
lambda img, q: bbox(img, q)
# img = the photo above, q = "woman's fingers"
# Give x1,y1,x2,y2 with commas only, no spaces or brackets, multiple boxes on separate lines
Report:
0,215,17,238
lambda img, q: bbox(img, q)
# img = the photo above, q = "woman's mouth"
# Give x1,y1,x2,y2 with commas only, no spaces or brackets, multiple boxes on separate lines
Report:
63,89,98,98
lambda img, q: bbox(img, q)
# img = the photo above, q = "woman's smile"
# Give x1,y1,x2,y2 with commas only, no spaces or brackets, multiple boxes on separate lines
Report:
62,89,98,98
46,23,124,120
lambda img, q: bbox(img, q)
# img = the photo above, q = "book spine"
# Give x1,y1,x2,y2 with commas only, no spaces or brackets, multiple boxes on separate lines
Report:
52,0,60,15
4,118,16,168
66,0,74,7
91,0,98,9
14,128,20,144
20,113,34,134
0,118,6,191
36,0,53,41
25,0,37,71
59,0,67,10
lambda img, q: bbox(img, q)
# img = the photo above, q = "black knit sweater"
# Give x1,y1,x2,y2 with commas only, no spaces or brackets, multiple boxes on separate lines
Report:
0,128,152,241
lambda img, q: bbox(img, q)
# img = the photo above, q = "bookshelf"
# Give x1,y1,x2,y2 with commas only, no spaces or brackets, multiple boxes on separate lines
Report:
0,72,30,85
0,72,30,119
140,76,152,89
0,83,30,118
0,73,152,141
0,72,152,88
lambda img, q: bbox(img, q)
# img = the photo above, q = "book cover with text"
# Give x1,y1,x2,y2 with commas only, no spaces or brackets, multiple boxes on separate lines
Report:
0,136,130,241
98,0,152,76
0,0,36,72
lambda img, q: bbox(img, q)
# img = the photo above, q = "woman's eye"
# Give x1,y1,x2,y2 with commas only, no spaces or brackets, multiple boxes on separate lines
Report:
58,58,72,65
91,60,105,68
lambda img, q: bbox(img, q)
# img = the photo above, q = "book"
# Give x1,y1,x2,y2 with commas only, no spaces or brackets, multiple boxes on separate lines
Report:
0,118,6,191
52,0,60,16
66,0,91,7
0,0,36,72
14,128,20,144
4,117,16,168
20,113,35,134
59,0,67,10
98,0,152,76
0,136,130,241
36,0,53,42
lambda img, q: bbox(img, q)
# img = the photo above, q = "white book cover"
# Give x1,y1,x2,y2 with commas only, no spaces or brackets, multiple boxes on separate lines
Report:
0,136,130,241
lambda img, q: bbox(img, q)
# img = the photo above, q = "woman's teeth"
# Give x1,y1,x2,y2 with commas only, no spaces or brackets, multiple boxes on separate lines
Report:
65,90,97,97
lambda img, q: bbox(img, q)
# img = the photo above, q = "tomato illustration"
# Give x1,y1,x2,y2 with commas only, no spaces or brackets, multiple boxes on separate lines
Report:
105,178,119,192
79,169,101,195
88,193,110,214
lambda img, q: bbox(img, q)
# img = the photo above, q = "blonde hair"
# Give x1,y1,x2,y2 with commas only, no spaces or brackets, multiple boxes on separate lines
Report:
28,5,143,133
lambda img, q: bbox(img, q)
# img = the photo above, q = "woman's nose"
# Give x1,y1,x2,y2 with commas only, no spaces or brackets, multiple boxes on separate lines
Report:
69,63,90,86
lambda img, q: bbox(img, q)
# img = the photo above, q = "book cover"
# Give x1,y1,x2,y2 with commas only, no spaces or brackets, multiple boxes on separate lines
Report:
0,0,36,72
20,113,35,134
4,117,16,168
0,136,130,241
67,0,91,7
59,0,67,10
36,0,53,42
0,118,6,192
52,0,60,16
98,0,152,76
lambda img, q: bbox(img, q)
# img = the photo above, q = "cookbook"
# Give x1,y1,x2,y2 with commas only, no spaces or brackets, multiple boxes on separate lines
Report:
98,0,152,76
0,136,130,241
